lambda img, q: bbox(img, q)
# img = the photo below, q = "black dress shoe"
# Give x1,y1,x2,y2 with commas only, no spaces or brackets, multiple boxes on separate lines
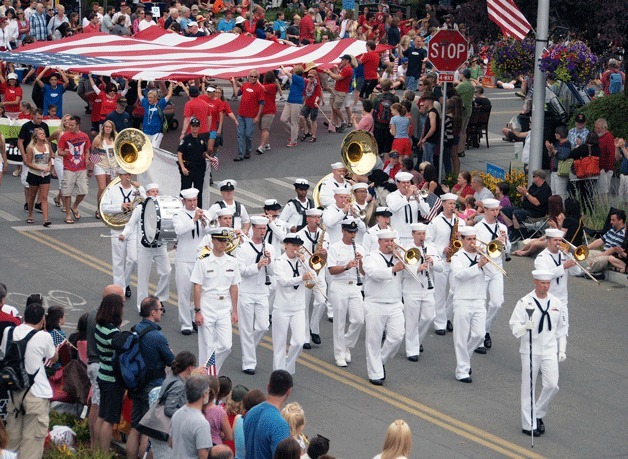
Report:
435,329,446,336
446,320,454,332
244,153,251,159
407,355,419,362
522,429,541,437
474,346,487,355
125,285,132,298
181,329,192,336
310,333,321,345
243,369,256,375
303,343,312,350
536,418,545,434
420,344,424,353
458,377,472,383
469,368,472,375
328,317,333,323
484,333,492,349
192,322,198,332
369,378,384,386
382,365,386,380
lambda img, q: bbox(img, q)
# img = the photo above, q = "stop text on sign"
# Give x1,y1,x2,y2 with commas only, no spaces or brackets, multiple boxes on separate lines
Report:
429,42,466,60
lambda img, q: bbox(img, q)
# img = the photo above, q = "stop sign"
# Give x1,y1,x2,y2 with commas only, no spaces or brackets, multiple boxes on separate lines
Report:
427,30,468,73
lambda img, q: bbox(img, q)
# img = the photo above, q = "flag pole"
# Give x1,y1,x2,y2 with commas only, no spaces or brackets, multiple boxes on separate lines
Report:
526,0,550,184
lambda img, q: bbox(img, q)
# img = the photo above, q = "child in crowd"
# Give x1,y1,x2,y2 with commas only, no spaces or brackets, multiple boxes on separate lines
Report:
45,305,66,372
457,196,478,224
204,375,233,446
43,104,60,120
224,384,248,454
281,402,309,454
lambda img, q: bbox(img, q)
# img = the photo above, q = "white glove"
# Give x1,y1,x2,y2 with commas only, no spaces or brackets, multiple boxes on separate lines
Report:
525,320,534,330
558,352,566,362
558,336,567,362
513,324,527,338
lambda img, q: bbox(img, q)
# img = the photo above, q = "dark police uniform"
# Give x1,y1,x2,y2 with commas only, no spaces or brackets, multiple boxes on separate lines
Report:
177,133,208,208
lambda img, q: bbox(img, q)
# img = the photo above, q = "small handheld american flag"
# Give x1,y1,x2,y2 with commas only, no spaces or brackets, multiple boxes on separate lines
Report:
209,156,219,171
426,193,443,222
89,153,102,165
205,351,217,376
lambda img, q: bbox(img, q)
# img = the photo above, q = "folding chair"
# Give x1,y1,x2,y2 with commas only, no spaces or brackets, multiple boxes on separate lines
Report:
466,108,480,149
475,105,492,148
515,216,549,240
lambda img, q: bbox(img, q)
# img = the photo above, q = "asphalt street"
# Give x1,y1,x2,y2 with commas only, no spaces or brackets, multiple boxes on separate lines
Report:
0,86,626,458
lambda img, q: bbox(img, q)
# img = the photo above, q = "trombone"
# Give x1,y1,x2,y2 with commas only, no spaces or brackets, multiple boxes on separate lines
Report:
559,239,600,284
299,246,327,274
391,243,425,288
475,239,509,277
297,248,329,302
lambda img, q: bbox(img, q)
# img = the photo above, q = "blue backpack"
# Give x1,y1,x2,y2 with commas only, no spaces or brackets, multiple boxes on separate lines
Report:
111,325,155,391
609,72,623,94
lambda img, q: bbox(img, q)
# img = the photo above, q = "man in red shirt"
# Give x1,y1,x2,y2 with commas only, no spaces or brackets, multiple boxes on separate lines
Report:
180,86,212,141
358,40,380,99
82,12,100,33
323,54,354,133
299,8,315,44
235,70,265,161
57,115,91,224
594,118,616,200
199,85,222,156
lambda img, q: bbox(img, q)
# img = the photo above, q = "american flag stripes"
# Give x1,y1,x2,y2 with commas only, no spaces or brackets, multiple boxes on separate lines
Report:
89,153,102,165
487,0,532,41
205,351,217,376
426,193,443,222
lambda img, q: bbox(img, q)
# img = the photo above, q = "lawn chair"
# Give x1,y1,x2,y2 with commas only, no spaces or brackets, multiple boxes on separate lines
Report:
475,105,492,148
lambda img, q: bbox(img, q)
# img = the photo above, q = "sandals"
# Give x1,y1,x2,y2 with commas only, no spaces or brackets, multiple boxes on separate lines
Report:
71,208,81,220
309,137,317,142
65,218,74,224
43,221,51,227
27,218,34,224
95,211,101,220
300,133,312,141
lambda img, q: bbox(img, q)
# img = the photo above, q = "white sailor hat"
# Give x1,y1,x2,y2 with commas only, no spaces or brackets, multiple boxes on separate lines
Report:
116,167,130,175
305,208,323,216
483,198,500,209
215,208,234,217
218,179,237,191
333,188,350,196
532,270,554,281
250,216,269,226
331,162,346,170
375,206,392,217
545,228,563,238
459,226,477,237
293,178,310,189
352,182,368,191
263,199,281,210
210,228,231,240
377,230,398,239
410,223,429,232
440,193,458,202
283,235,304,245
395,171,413,182
180,188,199,199
145,182,159,191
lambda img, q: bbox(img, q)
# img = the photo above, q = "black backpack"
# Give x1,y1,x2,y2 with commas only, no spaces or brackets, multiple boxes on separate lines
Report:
0,328,39,392
374,93,395,125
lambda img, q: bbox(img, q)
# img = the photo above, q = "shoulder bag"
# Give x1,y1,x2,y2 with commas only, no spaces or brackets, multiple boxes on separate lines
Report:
573,145,600,179
136,380,177,441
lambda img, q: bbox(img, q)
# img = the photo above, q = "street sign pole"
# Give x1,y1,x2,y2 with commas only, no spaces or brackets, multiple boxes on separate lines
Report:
438,81,448,184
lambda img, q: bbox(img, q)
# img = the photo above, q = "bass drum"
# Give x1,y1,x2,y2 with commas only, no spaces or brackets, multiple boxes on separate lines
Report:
141,196,182,247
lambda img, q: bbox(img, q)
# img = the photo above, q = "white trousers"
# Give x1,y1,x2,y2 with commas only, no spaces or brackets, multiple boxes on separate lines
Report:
364,300,405,380
175,262,194,331
197,309,232,374
272,309,306,375
238,292,270,371
111,230,137,289
520,353,559,430
136,246,171,311
485,274,504,334
453,300,486,380
329,282,364,361
304,277,327,342
403,294,435,357
433,267,453,330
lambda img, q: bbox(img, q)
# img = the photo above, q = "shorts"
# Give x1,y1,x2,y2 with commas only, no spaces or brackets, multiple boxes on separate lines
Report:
343,93,353,108
331,91,347,110
26,172,51,186
209,130,217,140
130,386,152,428
94,163,116,176
61,169,89,197
259,114,275,131
87,362,101,405
597,169,613,195
300,105,318,120
391,137,412,157
98,379,125,424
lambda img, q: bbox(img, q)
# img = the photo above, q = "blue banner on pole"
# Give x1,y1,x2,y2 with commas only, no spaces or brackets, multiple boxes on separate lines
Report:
342,0,356,11
486,163,506,180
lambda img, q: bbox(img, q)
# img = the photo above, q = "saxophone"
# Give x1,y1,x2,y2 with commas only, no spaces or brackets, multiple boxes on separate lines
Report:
446,217,462,262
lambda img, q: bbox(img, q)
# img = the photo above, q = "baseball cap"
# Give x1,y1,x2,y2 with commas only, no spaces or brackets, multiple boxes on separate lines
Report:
189,117,200,126
575,113,586,123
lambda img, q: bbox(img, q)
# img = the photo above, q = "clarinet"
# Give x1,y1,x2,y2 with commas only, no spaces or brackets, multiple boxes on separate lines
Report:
421,246,434,290
351,238,363,286
261,239,271,285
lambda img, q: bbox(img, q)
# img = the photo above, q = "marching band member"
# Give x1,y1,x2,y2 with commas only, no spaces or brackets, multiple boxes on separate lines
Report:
386,171,430,246
362,230,405,386
262,199,288,256
476,198,511,351
450,226,489,383
327,219,365,367
119,182,172,312
426,193,464,335
208,179,251,233
191,228,241,374
280,178,315,232
100,168,146,299
362,206,393,254
509,270,568,437
236,216,275,375
402,223,443,361
173,188,211,335
350,182,370,245
318,162,351,208
272,235,312,375
197,208,236,252
296,209,330,348
323,188,366,244
534,228,581,341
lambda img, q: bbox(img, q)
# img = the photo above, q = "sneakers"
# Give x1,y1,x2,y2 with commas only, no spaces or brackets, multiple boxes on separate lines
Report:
256,147,265,155
344,349,351,363
335,359,347,367
264,144,271,151
34,203,42,213
279,96,287,102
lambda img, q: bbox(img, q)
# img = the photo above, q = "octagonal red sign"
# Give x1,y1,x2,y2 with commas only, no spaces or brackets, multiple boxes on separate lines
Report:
427,30,468,73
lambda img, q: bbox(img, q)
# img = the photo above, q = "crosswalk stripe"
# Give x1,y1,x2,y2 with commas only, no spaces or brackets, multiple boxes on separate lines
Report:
265,177,298,190
0,209,20,222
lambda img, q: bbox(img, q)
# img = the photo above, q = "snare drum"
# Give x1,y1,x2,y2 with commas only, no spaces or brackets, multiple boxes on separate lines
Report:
141,196,183,247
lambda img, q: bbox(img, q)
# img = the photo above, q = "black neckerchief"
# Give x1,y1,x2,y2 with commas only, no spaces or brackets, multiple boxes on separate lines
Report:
249,241,263,263
304,230,319,253
533,297,552,333
380,253,396,276
441,215,456,238
482,221,500,240
120,187,133,203
464,252,479,267
287,259,300,289
186,212,199,238
549,252,562,284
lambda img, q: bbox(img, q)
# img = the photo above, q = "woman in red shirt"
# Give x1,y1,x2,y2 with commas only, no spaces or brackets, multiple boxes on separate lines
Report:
95,80,129,121
448,170,474,204
257,71,280,154
0,72,23,118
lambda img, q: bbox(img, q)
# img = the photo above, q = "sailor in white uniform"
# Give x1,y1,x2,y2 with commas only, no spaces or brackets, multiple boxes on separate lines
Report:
323,188,366,244
280,178,315,233
317,162,351,209
362,206,394,254
386,171,430,246
208,179,250,233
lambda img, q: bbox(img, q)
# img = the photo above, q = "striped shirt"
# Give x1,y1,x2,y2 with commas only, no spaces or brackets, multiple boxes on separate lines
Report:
29,12,48,41
96,323,119,383
602,227,625,250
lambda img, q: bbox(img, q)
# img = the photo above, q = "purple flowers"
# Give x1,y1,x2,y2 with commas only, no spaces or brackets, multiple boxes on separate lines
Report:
489,38,535,80
539,41,599,87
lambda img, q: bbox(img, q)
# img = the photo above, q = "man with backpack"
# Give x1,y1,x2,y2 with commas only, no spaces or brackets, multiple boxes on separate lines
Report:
125,295,175,459
601,59,625,96
372,79,399,156
1,301,57,459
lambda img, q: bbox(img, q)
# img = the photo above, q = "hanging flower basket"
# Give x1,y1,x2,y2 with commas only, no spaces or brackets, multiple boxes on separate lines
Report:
539,41,599,87
489,38,535,80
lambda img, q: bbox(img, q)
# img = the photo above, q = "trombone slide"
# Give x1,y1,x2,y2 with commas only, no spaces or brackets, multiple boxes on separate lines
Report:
559,249,600,285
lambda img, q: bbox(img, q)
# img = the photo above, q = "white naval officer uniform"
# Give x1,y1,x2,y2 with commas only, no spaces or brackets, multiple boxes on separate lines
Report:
190,249,241,374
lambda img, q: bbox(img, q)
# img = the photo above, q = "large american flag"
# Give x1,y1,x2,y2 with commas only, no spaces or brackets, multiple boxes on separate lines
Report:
487,0,532,41
0,28,390,80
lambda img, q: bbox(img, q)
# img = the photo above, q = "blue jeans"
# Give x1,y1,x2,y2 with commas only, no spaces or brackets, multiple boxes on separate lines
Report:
423,142,436,164
237,115,254,158
406,76,419,91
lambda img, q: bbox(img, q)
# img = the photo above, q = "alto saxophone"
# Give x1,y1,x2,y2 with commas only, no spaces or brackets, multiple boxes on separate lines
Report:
446,217,461,262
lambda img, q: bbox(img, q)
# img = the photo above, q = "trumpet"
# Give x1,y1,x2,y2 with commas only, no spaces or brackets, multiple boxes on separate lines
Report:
558,239,599,284
473,241,508,277
349,194,367,220
208,218,219,228
413,187,429,200
297,249,329,302
391,243,425,288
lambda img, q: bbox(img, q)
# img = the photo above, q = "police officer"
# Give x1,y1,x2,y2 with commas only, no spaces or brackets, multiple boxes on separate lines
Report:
177,116,209,208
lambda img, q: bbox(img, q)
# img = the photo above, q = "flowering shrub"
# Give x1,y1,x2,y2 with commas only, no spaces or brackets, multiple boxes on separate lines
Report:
539,41,599,86
489,38,535,80
479,170,527,207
